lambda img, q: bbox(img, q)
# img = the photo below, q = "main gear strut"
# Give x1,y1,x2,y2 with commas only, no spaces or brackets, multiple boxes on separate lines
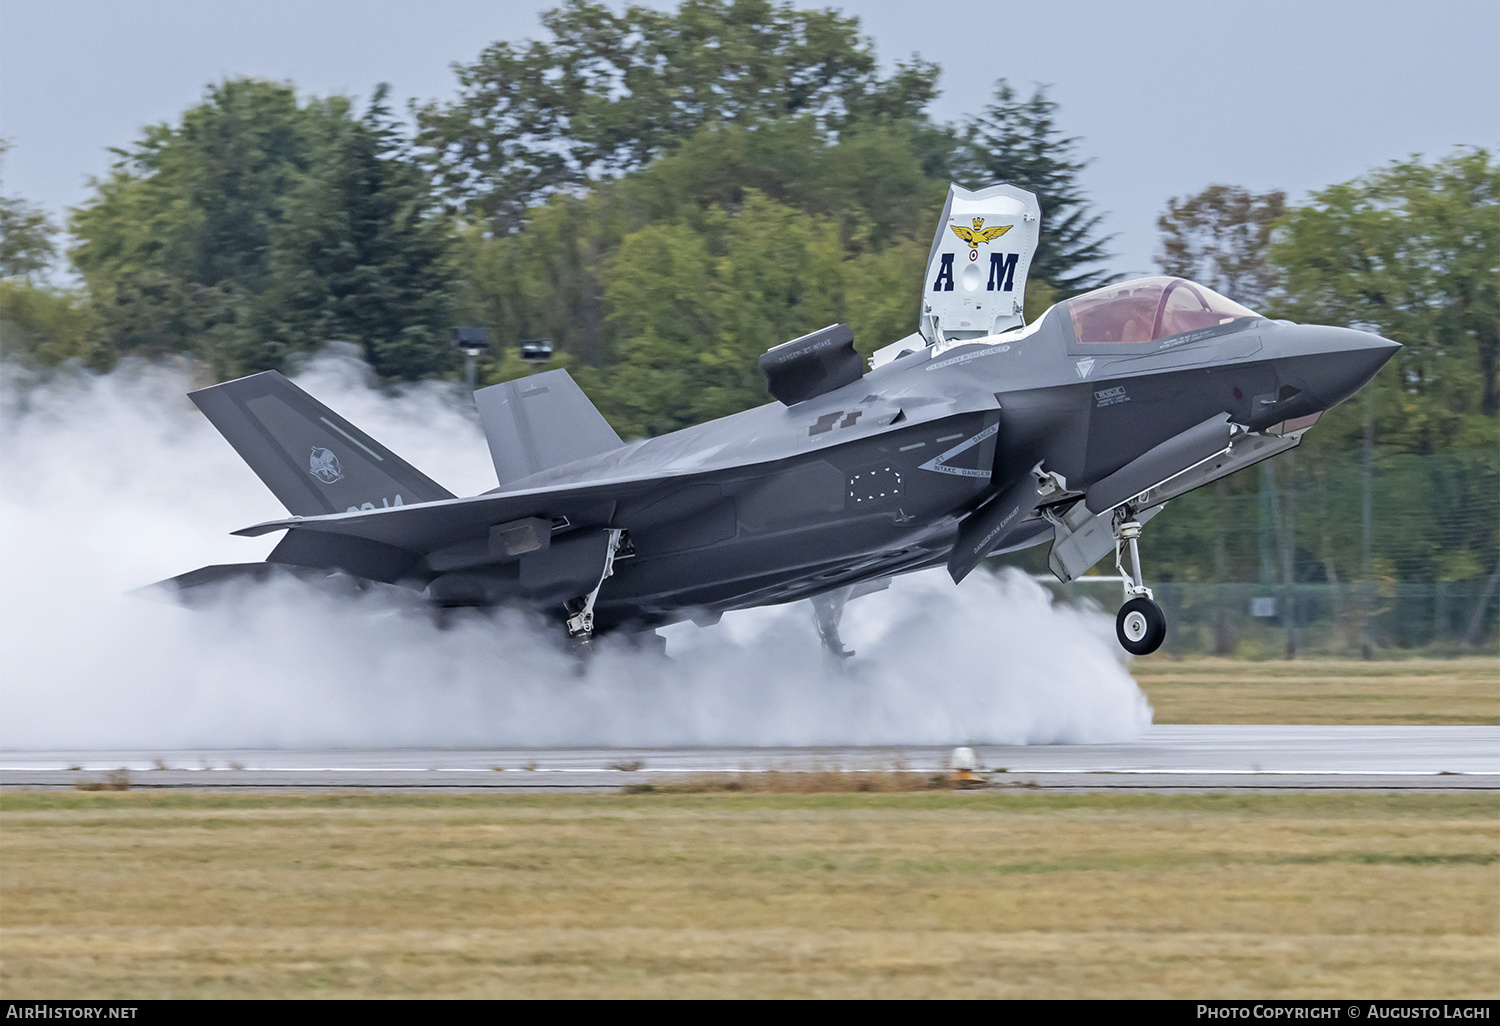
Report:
565,529,625,646
810,587,854,659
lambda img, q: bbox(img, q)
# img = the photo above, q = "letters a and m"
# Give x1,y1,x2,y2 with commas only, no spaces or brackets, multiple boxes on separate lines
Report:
932,252,1018,292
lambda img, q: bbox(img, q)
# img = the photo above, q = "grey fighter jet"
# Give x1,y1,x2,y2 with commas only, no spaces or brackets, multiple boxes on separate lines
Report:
161,183,1397,655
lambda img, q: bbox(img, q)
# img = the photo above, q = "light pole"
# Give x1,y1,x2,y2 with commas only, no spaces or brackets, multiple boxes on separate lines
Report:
450,326,492,393
1360,386,1375,659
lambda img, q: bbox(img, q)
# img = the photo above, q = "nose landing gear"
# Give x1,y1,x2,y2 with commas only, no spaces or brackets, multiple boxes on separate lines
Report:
1113,516,1166,655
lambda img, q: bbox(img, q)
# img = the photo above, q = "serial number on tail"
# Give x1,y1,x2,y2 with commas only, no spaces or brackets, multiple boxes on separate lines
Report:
346,494,405,513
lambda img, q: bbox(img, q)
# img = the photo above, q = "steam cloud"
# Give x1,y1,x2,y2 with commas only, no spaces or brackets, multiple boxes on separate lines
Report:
0,352,1152,750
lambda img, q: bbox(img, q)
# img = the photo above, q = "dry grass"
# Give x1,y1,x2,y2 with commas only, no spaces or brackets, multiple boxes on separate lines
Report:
1133,656,1499,724
1,791,1495,998
70,769,132,792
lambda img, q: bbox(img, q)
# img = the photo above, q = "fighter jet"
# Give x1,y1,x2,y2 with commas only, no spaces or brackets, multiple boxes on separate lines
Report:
161,183,1397,655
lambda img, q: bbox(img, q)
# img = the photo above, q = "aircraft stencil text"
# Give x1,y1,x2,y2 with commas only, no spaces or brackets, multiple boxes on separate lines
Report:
346,494,405,513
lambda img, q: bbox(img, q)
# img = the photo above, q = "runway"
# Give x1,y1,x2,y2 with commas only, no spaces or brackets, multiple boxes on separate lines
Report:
2,725,1496,791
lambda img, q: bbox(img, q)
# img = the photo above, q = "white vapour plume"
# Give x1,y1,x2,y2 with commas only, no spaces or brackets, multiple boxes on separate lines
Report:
0,353,1151,750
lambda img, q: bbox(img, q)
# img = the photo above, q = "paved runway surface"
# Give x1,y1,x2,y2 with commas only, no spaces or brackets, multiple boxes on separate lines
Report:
3,725,1496,791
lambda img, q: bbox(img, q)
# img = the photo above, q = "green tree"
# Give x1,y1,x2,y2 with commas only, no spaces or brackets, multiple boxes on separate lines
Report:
612,118,948,248
263,87,458,380
592,191,845,435
456,188,618,376
1269,150,1499,595
72,80,312,295
1270,148,1499,440
414,0,940,231
0,202,56,281
964,80,1113,294
0,143,103,368
69,79,459,380
1156,184,1287,308
587,218,716,435
0,142,59,282
453,114,952,393
0,280,104,367
70,79,318,370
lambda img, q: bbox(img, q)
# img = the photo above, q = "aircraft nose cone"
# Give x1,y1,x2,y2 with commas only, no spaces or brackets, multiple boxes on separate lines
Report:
1332,336,1398,402
1284,328,1400,411
1358,333,1401,364
1335,335,1400,397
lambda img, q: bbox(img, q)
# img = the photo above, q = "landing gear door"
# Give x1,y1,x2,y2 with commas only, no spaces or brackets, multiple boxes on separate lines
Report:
1048,502,1164,584
919,183,1042,346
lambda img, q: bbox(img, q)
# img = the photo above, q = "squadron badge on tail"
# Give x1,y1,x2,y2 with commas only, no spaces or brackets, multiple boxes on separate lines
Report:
950,217,1012,259
308,446,343,484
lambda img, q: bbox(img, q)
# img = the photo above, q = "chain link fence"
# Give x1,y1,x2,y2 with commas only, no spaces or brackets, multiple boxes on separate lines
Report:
1042,575,1500,658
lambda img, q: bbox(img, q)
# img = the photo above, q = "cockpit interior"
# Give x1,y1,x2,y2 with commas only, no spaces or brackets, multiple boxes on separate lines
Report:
1065,276,1258,345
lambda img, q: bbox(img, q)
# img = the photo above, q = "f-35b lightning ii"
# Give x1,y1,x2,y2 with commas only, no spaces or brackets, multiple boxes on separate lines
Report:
162,183,1397,655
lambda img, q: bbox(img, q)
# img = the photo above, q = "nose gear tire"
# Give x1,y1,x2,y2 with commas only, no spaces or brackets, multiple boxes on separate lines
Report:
1116,596,1166,655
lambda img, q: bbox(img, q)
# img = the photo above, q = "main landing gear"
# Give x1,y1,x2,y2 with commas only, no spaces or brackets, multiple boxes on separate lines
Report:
1113,515,1166,656
811,587,854,659
564,529,625,651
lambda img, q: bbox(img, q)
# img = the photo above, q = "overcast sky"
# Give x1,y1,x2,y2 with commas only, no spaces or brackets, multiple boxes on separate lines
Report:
1,0,1496,278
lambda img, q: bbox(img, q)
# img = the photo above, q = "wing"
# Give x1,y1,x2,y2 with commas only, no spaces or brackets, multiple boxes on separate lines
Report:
232,468,700,549
222,447,794,609
978,225,1012,242
950,225,979,245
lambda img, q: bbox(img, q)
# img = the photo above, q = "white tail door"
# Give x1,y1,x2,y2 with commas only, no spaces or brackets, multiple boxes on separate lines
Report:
919,183,1041,345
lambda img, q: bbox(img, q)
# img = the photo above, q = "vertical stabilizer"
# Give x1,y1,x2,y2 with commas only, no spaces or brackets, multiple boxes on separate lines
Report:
189,371,454,517
475,369,624,488
920,183,1041,345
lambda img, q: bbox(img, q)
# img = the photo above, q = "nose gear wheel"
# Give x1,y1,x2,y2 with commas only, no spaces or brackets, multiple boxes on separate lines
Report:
1116,596,1166,655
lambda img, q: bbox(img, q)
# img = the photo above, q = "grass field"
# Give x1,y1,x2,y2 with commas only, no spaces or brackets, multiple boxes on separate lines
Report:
1,791,1495,998
1133,656,1499,724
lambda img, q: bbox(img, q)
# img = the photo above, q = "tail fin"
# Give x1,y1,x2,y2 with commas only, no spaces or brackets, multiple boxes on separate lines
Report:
474,368,623,488
189,370,454,516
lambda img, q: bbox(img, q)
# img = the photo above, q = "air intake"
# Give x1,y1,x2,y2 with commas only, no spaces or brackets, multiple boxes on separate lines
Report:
759,323,863,406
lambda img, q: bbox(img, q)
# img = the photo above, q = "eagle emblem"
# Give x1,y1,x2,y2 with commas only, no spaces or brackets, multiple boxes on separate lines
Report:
950,217,1012,258
309,446,343,484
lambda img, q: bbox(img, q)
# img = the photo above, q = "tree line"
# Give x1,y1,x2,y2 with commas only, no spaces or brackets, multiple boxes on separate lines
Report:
0,1,1112,404
1,0,1494,603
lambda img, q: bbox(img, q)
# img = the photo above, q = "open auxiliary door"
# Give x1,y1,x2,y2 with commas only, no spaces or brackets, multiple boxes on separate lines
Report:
872,183,1042,368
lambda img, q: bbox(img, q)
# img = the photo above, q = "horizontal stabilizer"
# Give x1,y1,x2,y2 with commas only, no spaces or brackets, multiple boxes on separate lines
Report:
475,369,623,488
190,371,454,517
268,529,417,584
136,562,414,607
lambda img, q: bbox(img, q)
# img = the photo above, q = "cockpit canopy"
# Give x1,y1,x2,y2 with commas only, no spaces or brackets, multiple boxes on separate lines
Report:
1066,276,1258,345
